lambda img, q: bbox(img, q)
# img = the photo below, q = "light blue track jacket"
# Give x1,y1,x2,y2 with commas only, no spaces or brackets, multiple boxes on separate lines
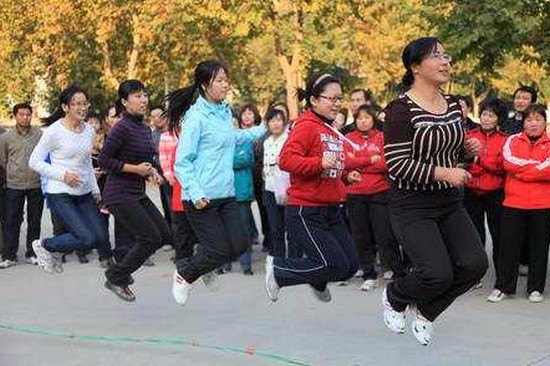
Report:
175,96,266,203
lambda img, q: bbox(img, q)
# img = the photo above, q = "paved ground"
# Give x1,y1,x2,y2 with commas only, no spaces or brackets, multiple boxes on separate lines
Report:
1,188,550,366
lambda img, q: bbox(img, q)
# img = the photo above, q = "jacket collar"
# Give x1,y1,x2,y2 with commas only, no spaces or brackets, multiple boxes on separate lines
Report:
196,95,230,115
295,109,332,126
519,131,550,145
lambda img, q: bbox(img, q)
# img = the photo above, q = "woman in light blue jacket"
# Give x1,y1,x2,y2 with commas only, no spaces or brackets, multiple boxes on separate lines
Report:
167,60,265,306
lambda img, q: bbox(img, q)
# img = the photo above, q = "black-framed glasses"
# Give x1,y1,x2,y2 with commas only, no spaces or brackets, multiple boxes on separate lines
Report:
429,51,453,63
319,95,343,104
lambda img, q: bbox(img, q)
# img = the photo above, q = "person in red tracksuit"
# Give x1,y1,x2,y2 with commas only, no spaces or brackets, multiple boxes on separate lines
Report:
344,104,405,292
464,97,508,276
488,104,550,304
264,73,364,303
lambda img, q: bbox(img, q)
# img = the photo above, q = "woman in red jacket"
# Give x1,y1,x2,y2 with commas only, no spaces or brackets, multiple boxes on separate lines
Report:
344,104,405,292
488,104,550,303
464,97,508,276
264,73,362,303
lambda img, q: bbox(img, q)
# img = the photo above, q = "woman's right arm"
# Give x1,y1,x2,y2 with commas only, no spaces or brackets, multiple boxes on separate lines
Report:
29,128,66,181
278,123,324,176
175,114,205,204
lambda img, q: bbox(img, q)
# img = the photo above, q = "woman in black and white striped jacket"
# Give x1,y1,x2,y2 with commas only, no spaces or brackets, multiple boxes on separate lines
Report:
380,37,488,346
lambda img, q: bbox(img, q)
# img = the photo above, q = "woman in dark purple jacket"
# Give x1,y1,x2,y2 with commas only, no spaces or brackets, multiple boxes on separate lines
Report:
98,80,171,302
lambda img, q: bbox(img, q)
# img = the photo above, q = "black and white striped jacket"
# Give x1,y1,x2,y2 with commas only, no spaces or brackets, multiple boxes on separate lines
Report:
382,94,465,191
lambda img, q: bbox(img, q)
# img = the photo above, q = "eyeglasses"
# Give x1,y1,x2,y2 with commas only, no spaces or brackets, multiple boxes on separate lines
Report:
71,102,91,109
429,51,453,63
319,95,344,104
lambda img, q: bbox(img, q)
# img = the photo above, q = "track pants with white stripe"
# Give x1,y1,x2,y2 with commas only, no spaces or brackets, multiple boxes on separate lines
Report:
273,205,358,291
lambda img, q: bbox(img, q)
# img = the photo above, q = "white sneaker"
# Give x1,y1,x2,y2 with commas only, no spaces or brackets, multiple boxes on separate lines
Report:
32,239,55,274
360,279,378,292
25,257,39,266
383,270,394,281
487,289,506,303
0,259,17,268
201,271,219,292
382,287,406,334
353,269,364,278
411,308,433,346
172,270,192,306
529,291,544,303
311,286,332,303
265,255,280,302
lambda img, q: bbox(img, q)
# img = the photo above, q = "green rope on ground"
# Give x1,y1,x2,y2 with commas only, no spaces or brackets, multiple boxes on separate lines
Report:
0,323,313,366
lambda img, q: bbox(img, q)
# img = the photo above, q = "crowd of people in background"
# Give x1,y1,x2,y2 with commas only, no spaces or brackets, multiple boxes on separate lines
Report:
0,37,548,347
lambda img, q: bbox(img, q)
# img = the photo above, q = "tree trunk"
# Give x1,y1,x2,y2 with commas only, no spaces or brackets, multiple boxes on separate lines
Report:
127,14,141,79
277,56,301,120
99,42,120,90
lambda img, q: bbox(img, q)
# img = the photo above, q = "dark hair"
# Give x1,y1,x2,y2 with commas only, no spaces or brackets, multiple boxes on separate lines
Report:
13,102,32,116
101,105,117,122
42,85,88,126
513,86,538,104
457,95,473,109
267,101,290,120
166,60,228,135
87,111,101,121
523,104,547,123
401,37,441,89
150,105,165,113
355,104,378,123
479,97,508,126
238,103,261,127
350,89,372,103
115,79,146,116
265,108,288,127
297,73,343,108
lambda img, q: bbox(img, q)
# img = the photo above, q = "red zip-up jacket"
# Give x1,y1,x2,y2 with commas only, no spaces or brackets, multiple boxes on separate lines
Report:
502,132,550,209
465,128,507,193
279,110,347,206
344,130,390,195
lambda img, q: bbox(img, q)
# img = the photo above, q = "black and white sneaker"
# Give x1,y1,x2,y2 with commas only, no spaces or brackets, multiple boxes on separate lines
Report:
411,308,433,346
104,281,136,302
311,286,332,303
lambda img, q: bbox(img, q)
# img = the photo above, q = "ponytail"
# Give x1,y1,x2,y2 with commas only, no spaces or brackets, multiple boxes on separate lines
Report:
401,69,414,91
166,84,199,136
41,108,66,127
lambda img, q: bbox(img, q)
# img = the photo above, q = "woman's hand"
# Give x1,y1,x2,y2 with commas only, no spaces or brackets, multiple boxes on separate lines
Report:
63,170,83,187
464,137,481,159
135,162,153,177
322,154,337,169
435,167,472,187
194,198,211,210
346,170,362,184
146,168,164,185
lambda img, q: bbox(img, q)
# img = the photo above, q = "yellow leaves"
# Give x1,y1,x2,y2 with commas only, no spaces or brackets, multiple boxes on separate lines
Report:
491,47,548,94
